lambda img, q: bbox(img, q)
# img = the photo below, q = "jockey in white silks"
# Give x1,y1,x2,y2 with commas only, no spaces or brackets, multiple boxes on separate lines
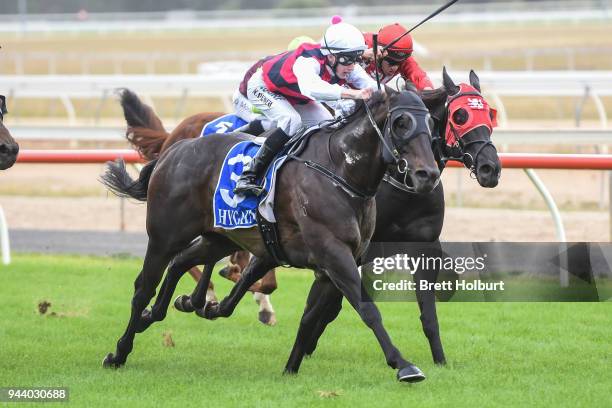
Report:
234,22,378,196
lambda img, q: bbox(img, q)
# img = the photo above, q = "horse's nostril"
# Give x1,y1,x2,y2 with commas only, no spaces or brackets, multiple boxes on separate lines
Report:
415,169,439,182
479,164,493,175
0,144,8,154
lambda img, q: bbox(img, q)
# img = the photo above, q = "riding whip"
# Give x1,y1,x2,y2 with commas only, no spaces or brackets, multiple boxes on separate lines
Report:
382,0,460,52
372,33,381,90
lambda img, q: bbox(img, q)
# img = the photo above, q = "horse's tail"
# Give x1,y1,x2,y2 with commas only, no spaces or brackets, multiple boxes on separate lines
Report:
100,158,158,202
118,88,169,161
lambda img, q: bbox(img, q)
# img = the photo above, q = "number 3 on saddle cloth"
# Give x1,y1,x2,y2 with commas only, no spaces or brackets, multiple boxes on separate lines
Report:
212,139,288,230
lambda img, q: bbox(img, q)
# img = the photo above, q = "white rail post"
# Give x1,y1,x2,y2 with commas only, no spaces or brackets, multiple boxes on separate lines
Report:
524,168,568,287
0,205,11,265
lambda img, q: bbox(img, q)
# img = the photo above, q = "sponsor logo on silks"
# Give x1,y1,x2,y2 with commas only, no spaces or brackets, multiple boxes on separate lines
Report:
200,114,248,137
252,87,274,108
213,141,266,229
466,97,484,110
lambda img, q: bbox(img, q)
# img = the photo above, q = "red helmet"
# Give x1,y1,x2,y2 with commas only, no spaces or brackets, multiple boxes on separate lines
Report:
378,23,413,53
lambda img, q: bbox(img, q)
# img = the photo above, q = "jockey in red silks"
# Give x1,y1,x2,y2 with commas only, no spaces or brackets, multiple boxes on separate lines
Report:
234,22,378,196
362,23,434,91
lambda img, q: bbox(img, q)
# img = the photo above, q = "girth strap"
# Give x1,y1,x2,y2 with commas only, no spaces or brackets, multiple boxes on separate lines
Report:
256,210,290,266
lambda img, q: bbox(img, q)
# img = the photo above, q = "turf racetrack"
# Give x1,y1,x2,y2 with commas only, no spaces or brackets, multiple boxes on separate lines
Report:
1,254,610,406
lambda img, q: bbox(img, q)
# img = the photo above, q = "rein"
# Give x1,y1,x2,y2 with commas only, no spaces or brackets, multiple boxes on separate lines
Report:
289,96,425,199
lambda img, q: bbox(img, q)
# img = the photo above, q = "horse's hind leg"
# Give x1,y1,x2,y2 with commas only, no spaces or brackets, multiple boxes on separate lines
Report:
103,241,171,368
136,246,214,332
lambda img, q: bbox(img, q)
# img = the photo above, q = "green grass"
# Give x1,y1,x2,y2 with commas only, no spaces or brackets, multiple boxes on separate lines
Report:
1,254,611,407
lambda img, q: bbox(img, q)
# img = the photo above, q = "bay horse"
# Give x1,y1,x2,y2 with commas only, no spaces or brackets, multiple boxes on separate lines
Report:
119,68,501,366
101,89,440,381
0,96,19,170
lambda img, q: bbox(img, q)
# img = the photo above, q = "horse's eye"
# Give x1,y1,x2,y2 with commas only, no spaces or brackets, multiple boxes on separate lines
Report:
452,108,468,125
394,115,412,131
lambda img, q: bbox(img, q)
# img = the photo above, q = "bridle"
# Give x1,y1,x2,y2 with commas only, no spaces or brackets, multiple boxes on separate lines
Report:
383,85,497,193
290,92,430,199
438,88,496,177
364,94,430,172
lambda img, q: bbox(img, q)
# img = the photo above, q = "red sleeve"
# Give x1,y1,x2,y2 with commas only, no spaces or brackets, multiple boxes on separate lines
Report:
399,57,433,91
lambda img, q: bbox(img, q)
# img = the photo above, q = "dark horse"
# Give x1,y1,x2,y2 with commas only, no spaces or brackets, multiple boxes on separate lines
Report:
282,68,501,367
119,68,501,366
0,95,19,170
101,89,440,381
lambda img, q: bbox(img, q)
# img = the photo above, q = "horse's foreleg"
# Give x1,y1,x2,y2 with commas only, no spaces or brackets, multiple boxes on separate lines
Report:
187,265,217,302
312,240,425,382
203,256,277,320
284,276,342,374
413,239,447,365
103,242,171,368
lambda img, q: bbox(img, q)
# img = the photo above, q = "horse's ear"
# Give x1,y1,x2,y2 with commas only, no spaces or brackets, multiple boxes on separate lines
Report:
469,70,481,93
442,66,459,96
0,95,6,115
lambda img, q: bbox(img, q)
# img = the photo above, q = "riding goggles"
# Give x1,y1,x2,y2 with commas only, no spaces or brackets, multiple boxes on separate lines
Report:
336,50,364,66
386,50,412,62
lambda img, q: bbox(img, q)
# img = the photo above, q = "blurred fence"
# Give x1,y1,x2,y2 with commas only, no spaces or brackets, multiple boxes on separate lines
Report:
8,126,612,146
1,70,611,125
4,47,612,76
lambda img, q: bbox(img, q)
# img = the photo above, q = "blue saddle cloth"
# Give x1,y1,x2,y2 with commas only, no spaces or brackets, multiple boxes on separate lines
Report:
213,141,286,229
200,114,248,137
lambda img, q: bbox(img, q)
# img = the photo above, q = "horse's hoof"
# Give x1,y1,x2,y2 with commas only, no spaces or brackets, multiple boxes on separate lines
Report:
397,364,426,383
201,301,219,320
218,266,230,279
174,295,194,313
102,353,123,369
283,368,298,376
434,358,447,366
258,310,277,326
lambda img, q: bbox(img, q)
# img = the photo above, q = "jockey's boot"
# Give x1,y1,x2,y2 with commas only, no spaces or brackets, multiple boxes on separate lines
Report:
234,127,290,196
239,119,265,136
